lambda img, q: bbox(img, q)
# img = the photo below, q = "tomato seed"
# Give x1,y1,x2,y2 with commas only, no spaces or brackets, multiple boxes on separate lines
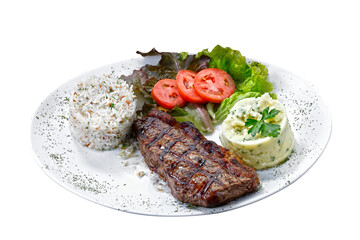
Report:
170,93,178,98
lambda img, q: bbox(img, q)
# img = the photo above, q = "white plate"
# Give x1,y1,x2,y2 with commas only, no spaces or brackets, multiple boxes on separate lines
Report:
31,56,331,216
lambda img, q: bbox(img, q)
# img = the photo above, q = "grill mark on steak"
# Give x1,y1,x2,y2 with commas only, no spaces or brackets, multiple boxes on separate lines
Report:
147,126,173,148
168,143,199,175
159,139,179,161
133,109,259,207
201,169,223,194
136,117,156,138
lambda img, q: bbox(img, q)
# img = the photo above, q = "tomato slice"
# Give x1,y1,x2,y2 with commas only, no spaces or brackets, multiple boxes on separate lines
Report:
151,79,187,109
176,70,207,104
193,68,235,103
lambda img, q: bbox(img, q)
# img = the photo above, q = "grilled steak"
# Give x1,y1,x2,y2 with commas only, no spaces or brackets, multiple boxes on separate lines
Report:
133,109,259,207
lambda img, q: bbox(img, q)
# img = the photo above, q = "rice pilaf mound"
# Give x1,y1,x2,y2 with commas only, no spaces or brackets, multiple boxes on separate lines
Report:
69,74,137,151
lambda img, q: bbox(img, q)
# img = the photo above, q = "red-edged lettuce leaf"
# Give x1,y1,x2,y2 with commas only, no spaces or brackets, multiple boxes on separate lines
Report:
121,49,210,97
137,49,197,75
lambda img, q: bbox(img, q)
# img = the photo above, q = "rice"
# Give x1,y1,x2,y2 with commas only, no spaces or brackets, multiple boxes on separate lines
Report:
69,74,137,151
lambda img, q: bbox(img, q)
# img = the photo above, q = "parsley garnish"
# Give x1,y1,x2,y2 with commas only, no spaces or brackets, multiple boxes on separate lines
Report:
245,107,281,138
109,103,115,109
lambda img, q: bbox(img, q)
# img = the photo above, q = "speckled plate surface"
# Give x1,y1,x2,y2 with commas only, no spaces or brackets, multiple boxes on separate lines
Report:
31,56,331,216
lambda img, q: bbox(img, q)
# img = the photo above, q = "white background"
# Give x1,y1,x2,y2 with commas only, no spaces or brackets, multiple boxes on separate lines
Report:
1,0,359,239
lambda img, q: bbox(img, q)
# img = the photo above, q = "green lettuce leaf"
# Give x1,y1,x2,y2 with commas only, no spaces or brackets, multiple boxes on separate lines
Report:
238,61,273,93
215,92,262,122
205,102,217,119
197,45,250,85
169,103,214,133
